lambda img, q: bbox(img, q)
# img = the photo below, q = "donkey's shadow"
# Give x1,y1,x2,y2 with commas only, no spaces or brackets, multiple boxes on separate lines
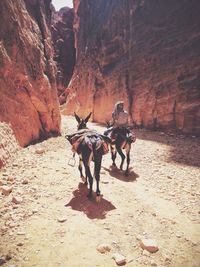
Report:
65,183,116,219
102,166,139,182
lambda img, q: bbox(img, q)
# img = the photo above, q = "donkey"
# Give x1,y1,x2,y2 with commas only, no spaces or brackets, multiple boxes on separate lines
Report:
105,122,136,176
75,112,92,131
66,112,110,201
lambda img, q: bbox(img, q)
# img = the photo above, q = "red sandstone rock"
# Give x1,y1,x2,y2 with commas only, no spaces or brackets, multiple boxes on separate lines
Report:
0,0,61,147
140,239,159,253
51,6,76,104
1,186,13,196
7,177,15,182
12,196,23,204
65,0,200,136
0,123,20,168
112,253,126,265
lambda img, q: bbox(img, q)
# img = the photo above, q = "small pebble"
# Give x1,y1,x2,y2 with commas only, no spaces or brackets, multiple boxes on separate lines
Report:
22,179,29,185
176,233,181,238
1,186,13,196
57,217,67,223
12,196,23,204
35,148,45,154
97,244,111,253
17,231,26,235
112,253,126,265
140,239,159,253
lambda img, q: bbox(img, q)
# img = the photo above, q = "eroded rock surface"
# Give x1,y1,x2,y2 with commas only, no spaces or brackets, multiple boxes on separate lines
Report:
0,0,61,147
65,0,200,135
0,122,19,168
51,6,76,104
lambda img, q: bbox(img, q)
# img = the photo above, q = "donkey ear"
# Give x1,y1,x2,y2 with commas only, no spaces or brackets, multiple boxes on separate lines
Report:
85,112,92,123
74,112,81,123
106,120,110,127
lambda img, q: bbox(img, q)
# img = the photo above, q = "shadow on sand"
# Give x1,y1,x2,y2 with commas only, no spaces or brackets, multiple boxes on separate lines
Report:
92,121,200,168
135,129,200,168
65,183,116,220
102,165,139,182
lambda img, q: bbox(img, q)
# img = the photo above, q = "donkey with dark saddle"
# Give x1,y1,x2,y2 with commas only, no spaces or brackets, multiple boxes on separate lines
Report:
105,123,136,176
66,112,110,201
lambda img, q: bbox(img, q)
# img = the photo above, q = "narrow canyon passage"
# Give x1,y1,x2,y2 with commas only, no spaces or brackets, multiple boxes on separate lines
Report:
1,1,200,266
0,116,200,267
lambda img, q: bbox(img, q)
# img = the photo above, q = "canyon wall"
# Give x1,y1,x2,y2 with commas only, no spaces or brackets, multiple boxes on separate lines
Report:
0,0,61,147
0,122,20,168
65,0,200,135
51,6,76,104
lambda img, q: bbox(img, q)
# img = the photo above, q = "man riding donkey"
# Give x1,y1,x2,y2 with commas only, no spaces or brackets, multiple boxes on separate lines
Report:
104,101,136,142
104,101,136,175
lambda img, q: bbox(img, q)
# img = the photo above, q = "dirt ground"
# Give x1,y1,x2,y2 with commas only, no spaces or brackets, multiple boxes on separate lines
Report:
0,115,200,267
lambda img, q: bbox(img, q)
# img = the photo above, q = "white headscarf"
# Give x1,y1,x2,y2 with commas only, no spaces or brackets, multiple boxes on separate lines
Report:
112,101,124,120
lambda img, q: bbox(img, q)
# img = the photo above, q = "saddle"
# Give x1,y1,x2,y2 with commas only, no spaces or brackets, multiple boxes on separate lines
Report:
111,126,136,143
66,129,111,155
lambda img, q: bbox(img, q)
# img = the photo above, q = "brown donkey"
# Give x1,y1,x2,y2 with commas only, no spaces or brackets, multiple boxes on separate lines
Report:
66,113,110,201
105,123,136,176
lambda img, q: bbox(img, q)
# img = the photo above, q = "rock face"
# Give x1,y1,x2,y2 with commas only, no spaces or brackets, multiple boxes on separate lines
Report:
0,0,61,147
51,6,76,104
65,0,200,135
0,122,19,168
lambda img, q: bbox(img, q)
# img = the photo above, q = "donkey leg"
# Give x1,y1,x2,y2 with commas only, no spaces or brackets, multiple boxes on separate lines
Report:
125,151,130,176
78,155,87,184
116,145,125,170
94,151,103,202
82,149,93,199
125,144,131,176
83,157,93,199
85,166,93,199
95,166,101,202
111,145,117,166
94,159,102,196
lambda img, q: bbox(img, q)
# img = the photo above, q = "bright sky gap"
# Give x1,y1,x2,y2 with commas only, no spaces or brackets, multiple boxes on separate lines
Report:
52,0,73,10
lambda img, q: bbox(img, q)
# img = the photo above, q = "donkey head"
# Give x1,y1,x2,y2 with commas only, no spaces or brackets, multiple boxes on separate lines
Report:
106,121,111,128
74,112,92,130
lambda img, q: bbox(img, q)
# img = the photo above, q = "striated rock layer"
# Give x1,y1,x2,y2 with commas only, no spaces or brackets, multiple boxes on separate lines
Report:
0,0,61,147
51,6,76,104
65,0,200,135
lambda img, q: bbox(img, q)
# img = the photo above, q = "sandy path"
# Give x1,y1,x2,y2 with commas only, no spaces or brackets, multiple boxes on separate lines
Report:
0,116,200,267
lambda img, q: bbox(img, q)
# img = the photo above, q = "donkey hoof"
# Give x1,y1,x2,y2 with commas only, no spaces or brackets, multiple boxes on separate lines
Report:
81,176,86,183
111,164,117,169
96,195,102,203
124,171,129,176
